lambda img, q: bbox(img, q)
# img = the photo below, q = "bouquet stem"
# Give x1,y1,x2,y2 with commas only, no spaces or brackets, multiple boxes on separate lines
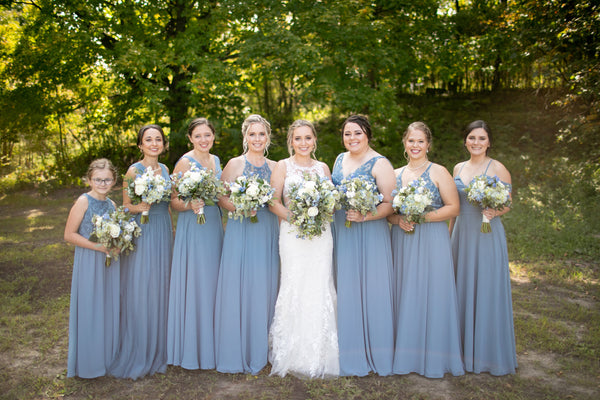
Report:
197,206,206,224
481,214,491,233
345,219,352,228
105,254,112,267
140,210,149,224
250,215,259,223
404,228,415,235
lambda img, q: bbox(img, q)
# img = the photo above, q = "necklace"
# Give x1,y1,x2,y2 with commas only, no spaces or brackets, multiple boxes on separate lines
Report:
406,159,429,171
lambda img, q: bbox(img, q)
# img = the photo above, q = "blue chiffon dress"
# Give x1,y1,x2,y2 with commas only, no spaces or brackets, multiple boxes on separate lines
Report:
67,193,120,378
167,155,224,370
391,164,464,378
214,157,280,374
110,162,173,380
332,153,394,377
451,160,517,375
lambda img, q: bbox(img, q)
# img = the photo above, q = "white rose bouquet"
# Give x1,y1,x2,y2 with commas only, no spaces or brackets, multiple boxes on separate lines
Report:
287,173,339,239
227,174,274,223
392,177,434,234
171,164,225,224
125,166,172,224
464,174,512,233
90,206,142,267
336,177,383,228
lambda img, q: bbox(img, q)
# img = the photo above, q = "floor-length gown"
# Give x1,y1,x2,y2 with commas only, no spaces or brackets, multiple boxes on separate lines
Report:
167,155,223,370
214,157,279,374
451,160,517,375
331,153,394,377
110,162,173,380
67,193,120,378
269,158,339,378
391,164,464,378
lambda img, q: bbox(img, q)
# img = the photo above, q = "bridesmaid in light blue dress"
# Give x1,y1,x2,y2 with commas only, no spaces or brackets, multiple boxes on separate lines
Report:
64,159,120,378
214,115,279,374
450,120,517,375
167,118,224,370
332,115,395,376
389,122,464,378
110,125,173,380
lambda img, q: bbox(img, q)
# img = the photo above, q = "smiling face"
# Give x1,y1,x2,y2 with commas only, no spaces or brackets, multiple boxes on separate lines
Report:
291,125,316,157
188,123,215,153
89,168,116,197
464,127,490,157
403,129,430,162
244,122,269,154
342,122,370,154
139,128,165,157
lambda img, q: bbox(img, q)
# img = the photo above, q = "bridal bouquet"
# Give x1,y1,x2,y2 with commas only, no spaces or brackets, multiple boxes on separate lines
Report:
227,174,274,223
172,164,224,224
464,174,512,233
287,173,339,239
90,206,142,267
336,177,383,227
125,166,172,224
392,177,434,234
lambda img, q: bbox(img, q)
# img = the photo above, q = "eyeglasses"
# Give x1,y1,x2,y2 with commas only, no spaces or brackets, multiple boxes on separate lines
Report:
92,178,114,185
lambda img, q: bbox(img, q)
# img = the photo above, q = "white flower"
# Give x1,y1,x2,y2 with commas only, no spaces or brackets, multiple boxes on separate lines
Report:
134,182,146,196
246,184,259,197
109,223,121,238
307,206,319,217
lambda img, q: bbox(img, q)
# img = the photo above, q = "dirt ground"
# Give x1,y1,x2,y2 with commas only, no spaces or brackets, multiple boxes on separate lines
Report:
0,188,598,399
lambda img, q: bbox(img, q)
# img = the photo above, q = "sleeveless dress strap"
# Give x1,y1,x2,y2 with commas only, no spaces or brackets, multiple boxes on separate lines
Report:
457,161,467,175
424,162,433,174
483,159,493,174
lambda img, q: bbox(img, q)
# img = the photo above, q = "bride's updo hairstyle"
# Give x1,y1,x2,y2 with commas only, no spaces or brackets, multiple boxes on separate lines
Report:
286,119,317,158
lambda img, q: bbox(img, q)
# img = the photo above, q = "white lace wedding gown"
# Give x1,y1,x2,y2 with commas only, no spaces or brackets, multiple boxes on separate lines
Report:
269,158,339,378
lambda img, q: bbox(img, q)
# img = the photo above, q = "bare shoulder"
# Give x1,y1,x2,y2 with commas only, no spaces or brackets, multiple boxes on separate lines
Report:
430,162,453,180
265,158,278,170
490,159,511,183
452,161,466,176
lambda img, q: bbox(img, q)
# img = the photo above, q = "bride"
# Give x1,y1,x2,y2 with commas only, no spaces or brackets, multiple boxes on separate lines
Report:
268,119,339,378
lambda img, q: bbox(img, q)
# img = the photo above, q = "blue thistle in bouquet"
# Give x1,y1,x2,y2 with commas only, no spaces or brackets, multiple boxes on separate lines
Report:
287,173,339,239
171,164,225,224
464,174,512,233
336,177,383,228
125,166,172,224
90,206,142,267
227,174,274,223
392,177,434,234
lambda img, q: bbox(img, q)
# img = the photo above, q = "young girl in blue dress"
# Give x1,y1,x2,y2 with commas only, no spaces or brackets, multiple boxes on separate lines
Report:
64,158,120,378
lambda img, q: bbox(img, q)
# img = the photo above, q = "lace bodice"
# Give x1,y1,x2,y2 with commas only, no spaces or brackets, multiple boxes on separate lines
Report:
331,153,383,186
182,154,222,179
78,193,115,239
283,158,327,204
398,163,444,210
242,155,272,180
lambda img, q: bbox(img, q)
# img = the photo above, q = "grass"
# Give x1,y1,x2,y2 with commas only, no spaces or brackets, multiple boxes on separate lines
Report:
1,91,599,399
